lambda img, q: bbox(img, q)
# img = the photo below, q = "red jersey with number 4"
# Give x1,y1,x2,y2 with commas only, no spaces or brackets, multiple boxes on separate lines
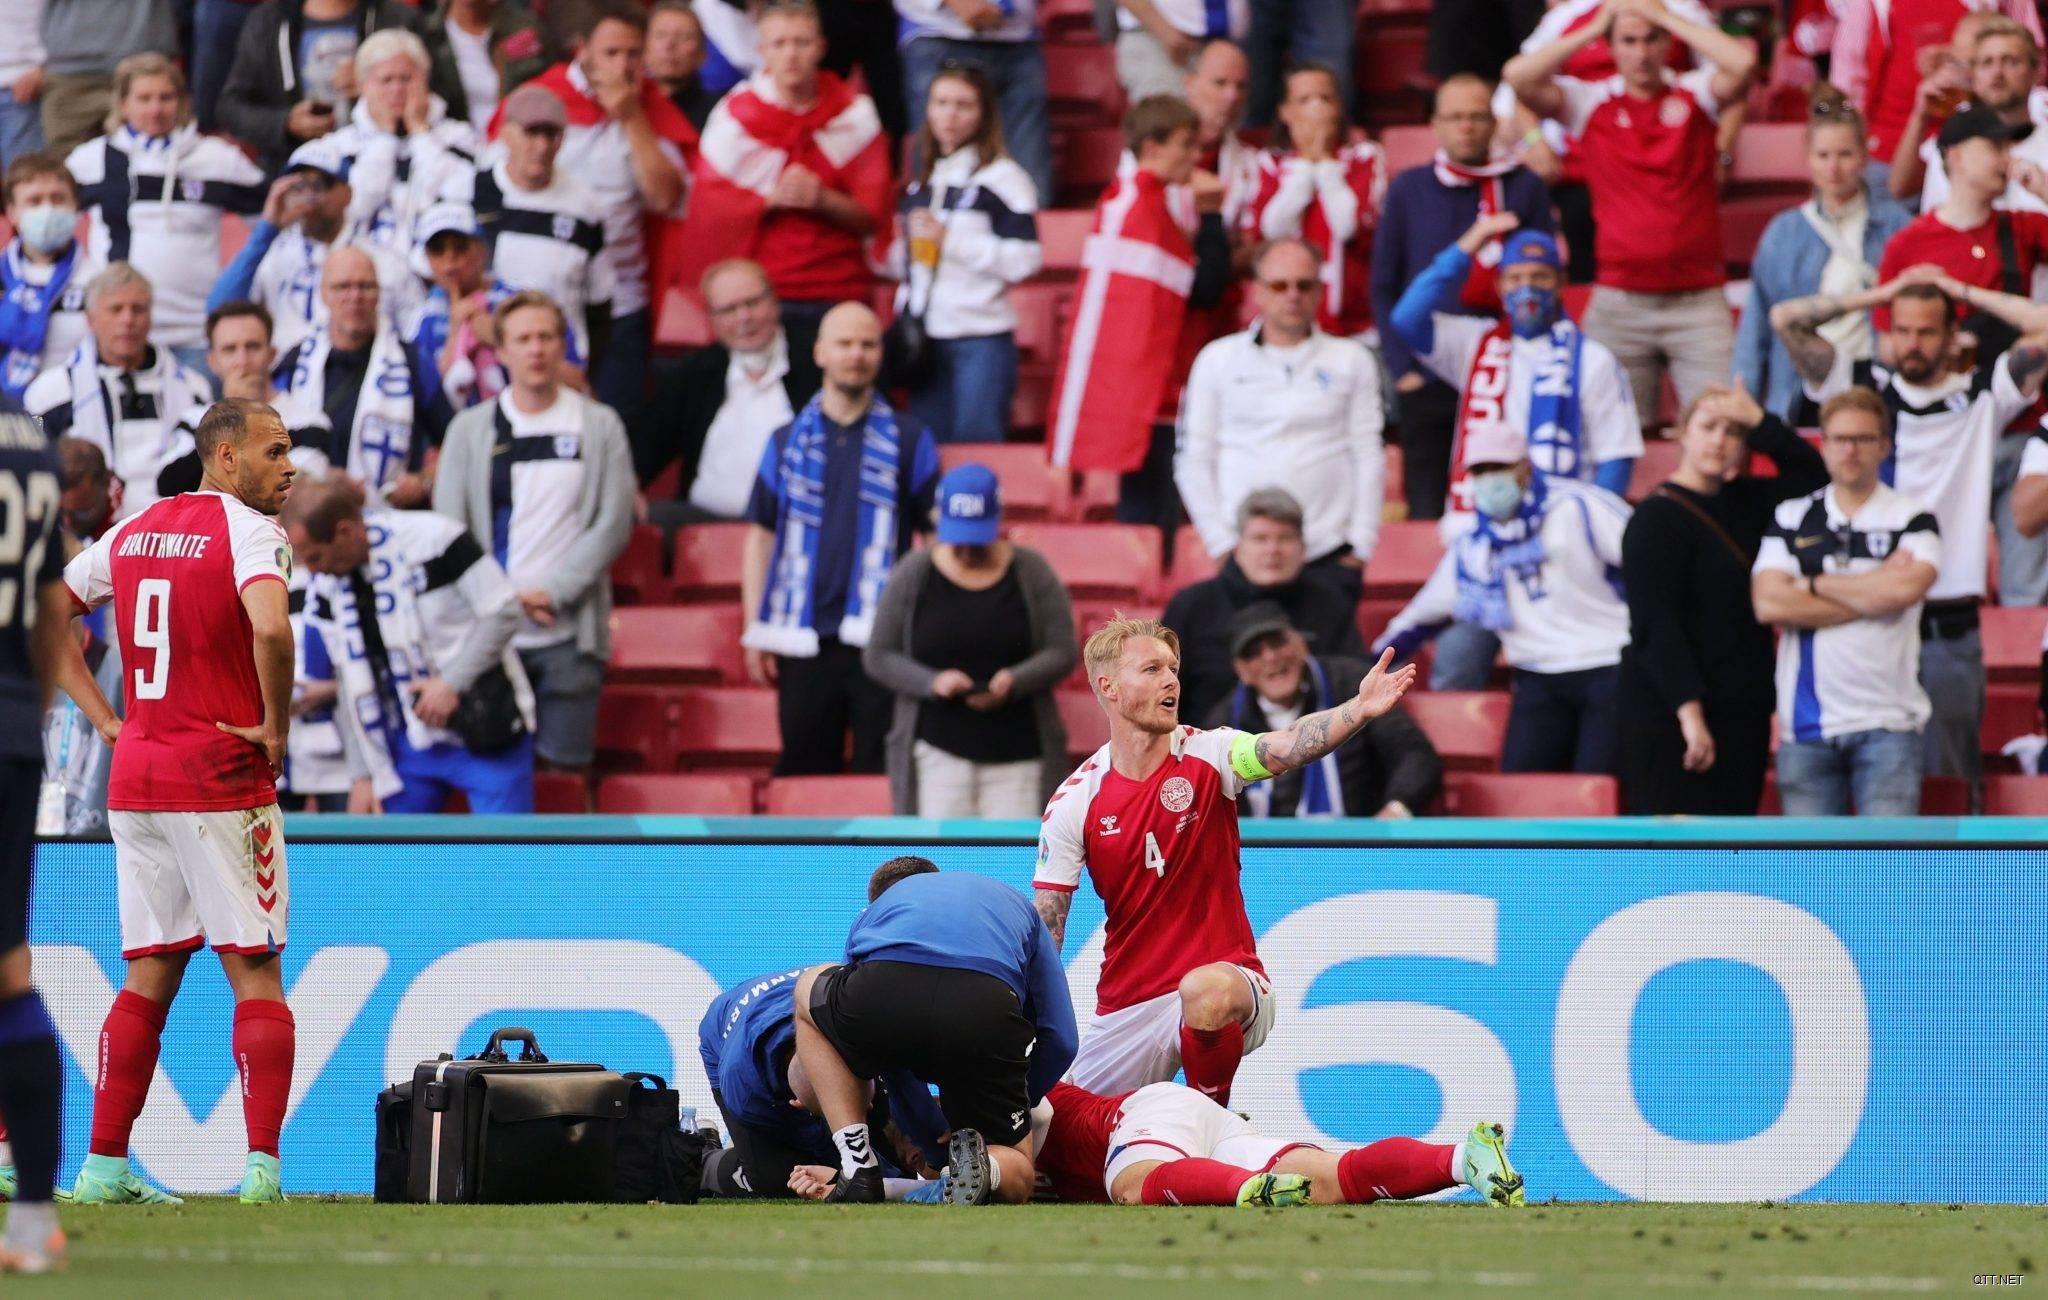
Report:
63,490,291,812
1035,725,1265,1015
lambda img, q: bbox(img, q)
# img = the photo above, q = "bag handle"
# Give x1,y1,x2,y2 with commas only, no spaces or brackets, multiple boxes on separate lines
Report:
623,1072,668,1091
1651,485,1750,569
474,1027,547,1063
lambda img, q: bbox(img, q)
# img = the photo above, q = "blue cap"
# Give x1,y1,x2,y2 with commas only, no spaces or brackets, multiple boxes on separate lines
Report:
935,464,1001,545
1499,230,1562,273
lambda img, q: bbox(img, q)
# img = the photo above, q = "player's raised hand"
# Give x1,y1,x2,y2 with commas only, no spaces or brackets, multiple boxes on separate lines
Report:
1354,647,1418,720
217,720,285,774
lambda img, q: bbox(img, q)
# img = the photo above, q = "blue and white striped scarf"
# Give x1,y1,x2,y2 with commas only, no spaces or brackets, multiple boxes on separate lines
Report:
744,394,903,656
0,241,78,399
1454,474,1549,632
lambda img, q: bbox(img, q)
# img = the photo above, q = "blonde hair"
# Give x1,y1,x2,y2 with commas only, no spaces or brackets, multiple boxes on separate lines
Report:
1972,15,2038,64
1082,613,1180,690
1819,385,1890,439
108,53,189,135
356,28,433,79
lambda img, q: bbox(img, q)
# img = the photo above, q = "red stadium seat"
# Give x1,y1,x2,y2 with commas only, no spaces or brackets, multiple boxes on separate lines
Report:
1012,369,1053,434
1919,776,1971,815
608,606,744,685
1057,689,1111,759
1355,597,1405,649
1441,772,1619,817
941,442,1058,521
654,287,714,349
1008,522,1163,602
1055,130,1123,206
672,522,750,603
594,685,687,772
596,772,756,815
761,775,893,816
1983,774,2048,814
1037,208,1094,275
1038,0,1098,39
1045,45,1124,126
1403,691,1511,771
1362,520,1443,599
1379,124,1434,175
1727,122,1811,187
1981,605,2048,682
609,525,668,606
1627,438,1682,500
533,770,589,813
1162,524,1220,596
1981,683,2039,761
1011,281,1066,363
675,686,783,768
1720,194,1799,276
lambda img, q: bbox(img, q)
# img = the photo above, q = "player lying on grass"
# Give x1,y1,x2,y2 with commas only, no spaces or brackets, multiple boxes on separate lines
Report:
788,1079,1525,1209
697,962,951,1200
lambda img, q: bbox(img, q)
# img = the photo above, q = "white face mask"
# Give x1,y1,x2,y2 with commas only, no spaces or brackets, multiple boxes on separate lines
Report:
1472,469,1525,521
16,204,77,256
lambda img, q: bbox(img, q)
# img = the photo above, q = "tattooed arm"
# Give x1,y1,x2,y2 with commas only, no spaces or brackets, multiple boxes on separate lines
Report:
1032,888,1072,952
1249,649,1419,777
1768,266,1939,388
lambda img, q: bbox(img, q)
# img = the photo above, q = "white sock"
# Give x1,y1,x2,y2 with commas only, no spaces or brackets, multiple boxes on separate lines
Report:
1451,1140,1470,1186
988,1158,1002,1189
0,1137,13,1166
4,1201,57,1250
833,1124,877,1178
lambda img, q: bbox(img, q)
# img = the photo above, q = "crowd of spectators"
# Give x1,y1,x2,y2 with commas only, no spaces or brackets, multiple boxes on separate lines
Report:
23,0,2048,821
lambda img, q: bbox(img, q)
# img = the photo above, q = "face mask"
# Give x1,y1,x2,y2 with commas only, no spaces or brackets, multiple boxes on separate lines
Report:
1472,470,1525,521
17,204,76,256
1503,284,1558,339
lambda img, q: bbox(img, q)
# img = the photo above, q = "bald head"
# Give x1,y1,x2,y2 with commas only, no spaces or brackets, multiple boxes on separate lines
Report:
321,246,381,348
815,301,884,396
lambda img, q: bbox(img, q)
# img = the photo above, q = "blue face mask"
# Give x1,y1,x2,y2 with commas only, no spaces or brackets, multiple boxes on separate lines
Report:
1472,469,1525,521
1503,284,1558,339
16,204,76,257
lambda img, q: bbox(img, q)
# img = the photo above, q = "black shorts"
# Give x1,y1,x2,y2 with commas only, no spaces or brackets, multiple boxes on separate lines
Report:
0,758,39,951
808,960,1035,1147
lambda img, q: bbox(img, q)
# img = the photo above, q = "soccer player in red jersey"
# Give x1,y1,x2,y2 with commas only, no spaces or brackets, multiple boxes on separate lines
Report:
1034,616,1416,1105
51,398,298,1206
1029,1080,1524,1208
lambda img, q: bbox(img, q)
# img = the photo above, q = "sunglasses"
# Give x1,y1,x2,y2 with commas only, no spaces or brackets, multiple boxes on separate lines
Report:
1260,278,1320,294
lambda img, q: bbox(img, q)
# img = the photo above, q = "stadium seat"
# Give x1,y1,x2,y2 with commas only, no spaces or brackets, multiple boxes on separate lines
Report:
596,772,756,815
1919,776,1971,816
1727,122,1811,187
1403,691,1510,771
1057,688,1111,758
1066,469,1120,522
1981,683,2039,762
1037,208,1094,275
941,441,1058,521
608,606,745,685
672,522,750,603
1008,522,1163,601
1362,520,1443,599
609,525,668,606
1379,124,1434,175
1980,605,2048,682
1011,281,1066,364
1440,772,1619,817
1162,524,1220,595
1983,774,2048,814
1055,129,1123,206
654,286,714,349
761,775,893,816
1720,194,1799,276
1045,44,1124,126
1038,0,1098,39
1627,439,1682,500
533,770,589,814
674,686,783,768
1355,597,1404,649
1012,369,1053,434
594,685,687,772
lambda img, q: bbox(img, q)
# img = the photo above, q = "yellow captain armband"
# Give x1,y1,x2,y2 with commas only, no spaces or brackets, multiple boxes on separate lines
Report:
1230,731,1275,783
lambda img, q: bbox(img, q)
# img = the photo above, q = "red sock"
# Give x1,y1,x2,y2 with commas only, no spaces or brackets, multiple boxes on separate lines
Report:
233,1000,296,1158
1139,1157,1261,1206
89,990,169,1158
1178,1021,1244,1107
1336,1138,1458,1203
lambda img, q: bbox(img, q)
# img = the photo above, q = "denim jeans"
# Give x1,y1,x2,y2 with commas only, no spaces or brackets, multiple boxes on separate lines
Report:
1776,728,1922,816
190,0,256,133
1917,625,1984,789
901,37,1054,207
0,88,44,170
1430,620,1501,691
909,332,1018,443
1245,0,1356,126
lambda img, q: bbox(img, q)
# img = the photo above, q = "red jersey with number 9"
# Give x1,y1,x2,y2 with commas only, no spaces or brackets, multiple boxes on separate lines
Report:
63,490,291,811
1035,725,1265,1015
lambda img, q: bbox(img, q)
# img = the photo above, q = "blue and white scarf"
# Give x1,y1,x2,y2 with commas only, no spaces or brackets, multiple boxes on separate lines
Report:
1240,657,1345,818
744,394,904,657
1525,318,1587,481
1453,475,1549,632
0,241,79,399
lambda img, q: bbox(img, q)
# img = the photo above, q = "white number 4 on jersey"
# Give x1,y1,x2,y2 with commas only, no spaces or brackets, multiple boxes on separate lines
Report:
1144,831,1166,878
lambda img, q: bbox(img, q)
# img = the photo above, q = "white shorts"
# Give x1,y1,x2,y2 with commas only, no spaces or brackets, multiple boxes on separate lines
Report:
1101,1082,1317,1196
107,805,289,958
1066,964,1276,1094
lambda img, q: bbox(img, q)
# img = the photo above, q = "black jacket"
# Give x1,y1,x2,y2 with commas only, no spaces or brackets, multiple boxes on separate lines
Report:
637,340,824,489
217,0,444,174
1204,653,1443,816
423,2,558,129
1162,558,1365,721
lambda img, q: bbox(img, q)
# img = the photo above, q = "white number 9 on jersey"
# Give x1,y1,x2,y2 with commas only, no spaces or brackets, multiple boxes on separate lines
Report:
133,577,171,700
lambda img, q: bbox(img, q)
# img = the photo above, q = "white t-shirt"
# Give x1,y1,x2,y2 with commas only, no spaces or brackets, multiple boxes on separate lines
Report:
500,389,588,649
1115,0,1248,39
1754,483,1942,740
689,334,795,520
559,62,688,318
1807,352,2029,603
445,20,499,133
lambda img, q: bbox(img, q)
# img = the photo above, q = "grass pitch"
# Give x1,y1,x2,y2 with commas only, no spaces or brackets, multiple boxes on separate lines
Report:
23,1198,2043,1298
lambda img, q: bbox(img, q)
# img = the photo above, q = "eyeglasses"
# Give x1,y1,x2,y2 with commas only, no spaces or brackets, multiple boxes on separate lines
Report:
1259,278,1320,294
707,289,774,319
1822,432,1885,448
